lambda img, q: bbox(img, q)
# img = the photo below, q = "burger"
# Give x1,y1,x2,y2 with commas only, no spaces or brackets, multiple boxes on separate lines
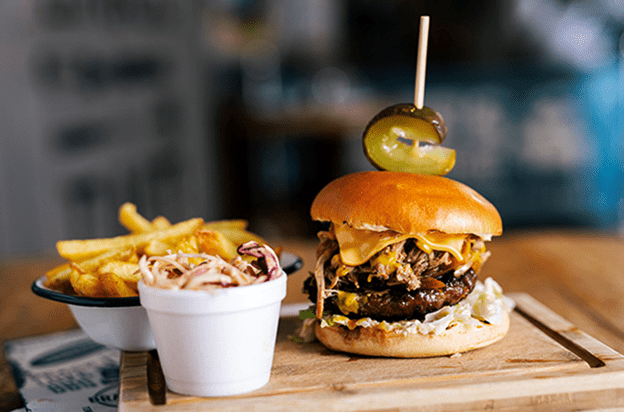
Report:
302,171,513,358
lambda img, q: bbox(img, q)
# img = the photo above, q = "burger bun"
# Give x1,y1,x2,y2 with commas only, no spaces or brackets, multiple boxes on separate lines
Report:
310,171,502,236
314,310,510,358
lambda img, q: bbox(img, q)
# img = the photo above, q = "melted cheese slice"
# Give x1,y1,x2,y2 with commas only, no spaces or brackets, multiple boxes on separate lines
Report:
334,223,468,266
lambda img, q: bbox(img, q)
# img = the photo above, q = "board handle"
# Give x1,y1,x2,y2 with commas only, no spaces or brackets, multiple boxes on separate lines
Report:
510,293,624,368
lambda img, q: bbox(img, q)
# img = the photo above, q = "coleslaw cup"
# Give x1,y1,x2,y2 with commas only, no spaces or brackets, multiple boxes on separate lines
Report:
138,271,287,397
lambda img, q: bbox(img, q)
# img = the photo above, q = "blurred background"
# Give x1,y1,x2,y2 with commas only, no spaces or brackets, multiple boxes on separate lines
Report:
1,0,623,256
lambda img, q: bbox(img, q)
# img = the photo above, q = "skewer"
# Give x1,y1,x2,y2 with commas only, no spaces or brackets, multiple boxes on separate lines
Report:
414,15,430,110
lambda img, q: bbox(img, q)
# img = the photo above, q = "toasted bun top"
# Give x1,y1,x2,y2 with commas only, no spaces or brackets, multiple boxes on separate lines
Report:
310,171,502,236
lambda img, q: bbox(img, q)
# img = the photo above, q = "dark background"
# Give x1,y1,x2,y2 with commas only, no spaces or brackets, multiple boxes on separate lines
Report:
1,0,622,255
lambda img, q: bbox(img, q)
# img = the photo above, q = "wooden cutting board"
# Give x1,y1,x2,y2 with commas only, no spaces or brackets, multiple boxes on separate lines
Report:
117,293,624,411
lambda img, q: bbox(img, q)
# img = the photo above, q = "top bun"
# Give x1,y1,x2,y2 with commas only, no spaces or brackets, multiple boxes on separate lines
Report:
311,171,502,236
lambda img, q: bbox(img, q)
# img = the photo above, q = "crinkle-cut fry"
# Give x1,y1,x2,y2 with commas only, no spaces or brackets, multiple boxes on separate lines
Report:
100,272,138,297
203,219,248,232
118,202,153,233
197,229,239,261
151,216,171,230
56,218,204,261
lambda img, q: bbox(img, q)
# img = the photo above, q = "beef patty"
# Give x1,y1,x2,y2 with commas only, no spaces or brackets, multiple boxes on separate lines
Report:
304,268,477,321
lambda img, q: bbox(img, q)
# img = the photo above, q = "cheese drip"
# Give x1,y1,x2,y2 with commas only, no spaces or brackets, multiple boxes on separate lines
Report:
334,223,468,266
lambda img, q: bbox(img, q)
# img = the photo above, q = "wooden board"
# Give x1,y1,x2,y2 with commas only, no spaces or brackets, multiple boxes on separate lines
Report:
118,293,624,411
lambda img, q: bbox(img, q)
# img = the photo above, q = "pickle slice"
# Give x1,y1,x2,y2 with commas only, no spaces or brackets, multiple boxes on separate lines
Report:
363,103,456,176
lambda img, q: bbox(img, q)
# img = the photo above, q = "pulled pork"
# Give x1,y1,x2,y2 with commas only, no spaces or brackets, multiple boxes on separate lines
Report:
305,229,489,321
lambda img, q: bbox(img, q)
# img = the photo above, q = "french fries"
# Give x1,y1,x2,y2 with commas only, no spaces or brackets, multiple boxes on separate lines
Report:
151,215,171,230
45,203,275,298
98,261,142,284
204,219,248,232
100,272,138,297
71,269,104,297
119,202,172,233
56,218,204,261
196,230,239,262
216,228,266,249
118,202,154,233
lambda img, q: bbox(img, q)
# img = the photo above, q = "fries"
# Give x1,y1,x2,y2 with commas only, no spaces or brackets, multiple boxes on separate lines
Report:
45,203,275,298
56,218,204,261
100,272,138,297
98,261,142,284
118,202,154,233
196,230,239,261
151,215,171,230
204,219,248,232
119,202,172,233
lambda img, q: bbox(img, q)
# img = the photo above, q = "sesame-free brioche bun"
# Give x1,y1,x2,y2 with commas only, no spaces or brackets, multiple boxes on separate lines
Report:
310,171,502,236
314,310,510,358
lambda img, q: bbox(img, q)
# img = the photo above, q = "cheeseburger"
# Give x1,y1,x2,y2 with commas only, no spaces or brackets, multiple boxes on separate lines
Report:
303,171,513,357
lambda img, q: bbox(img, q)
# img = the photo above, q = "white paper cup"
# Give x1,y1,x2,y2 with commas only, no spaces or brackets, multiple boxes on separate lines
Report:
138,273,287,397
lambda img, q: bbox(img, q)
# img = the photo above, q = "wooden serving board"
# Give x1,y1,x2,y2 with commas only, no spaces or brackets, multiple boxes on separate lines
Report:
117,293,624,411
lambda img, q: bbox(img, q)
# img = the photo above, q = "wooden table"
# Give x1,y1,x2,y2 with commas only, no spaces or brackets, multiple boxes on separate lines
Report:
2,230,624,411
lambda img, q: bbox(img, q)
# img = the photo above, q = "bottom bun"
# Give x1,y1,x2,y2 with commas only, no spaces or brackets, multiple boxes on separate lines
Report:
315,311,510,358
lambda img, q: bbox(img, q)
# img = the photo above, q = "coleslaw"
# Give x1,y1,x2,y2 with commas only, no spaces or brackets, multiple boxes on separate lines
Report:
308,277,514,337
139,241,282,291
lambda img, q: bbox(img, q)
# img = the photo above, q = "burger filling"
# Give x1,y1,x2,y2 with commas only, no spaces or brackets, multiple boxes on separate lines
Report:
304,224,492,321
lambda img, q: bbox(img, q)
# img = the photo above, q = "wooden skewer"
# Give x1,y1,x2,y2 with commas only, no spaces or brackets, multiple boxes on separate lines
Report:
414,15,430,110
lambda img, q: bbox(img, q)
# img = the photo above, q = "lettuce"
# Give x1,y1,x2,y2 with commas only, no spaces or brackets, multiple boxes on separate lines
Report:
321,278,515,336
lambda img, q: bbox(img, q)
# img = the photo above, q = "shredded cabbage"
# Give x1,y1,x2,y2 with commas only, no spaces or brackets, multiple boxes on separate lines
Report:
139,241,282,291
320,277,515,336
